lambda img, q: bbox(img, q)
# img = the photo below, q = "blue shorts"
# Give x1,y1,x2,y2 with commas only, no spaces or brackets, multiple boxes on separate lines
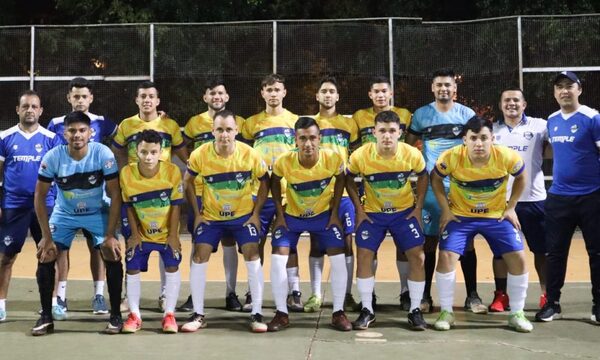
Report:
126,241,182,271
186,196,203,234
49,210,107,250
0,207,51,256
422,186,445,237
193,214,260,251
258,198,276,236
516,201,546,254
440,217,524,257
355,208,424,252
339,197,355,236
272,211,344,252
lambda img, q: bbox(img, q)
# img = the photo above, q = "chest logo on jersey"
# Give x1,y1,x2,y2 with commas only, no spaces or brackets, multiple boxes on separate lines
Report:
320,180,328,189
3,236,13,246
104,160,114,169
35,143,43,153
452,126,461,136
88,175,97,185
160,192,169,201
12,145,18,150
570,124,578,133
523,131,533,140
284,128,292,138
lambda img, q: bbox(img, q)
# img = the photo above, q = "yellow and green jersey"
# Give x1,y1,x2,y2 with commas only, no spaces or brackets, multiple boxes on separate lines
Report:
434,145,525,218
187,141,268,221
314,113,359,162
352,106,412,145
120,161,184,244
348,142,426,213
113,114,184,164
273,149,344,218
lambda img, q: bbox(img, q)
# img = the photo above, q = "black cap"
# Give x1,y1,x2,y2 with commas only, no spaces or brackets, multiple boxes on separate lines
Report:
553,71,581,86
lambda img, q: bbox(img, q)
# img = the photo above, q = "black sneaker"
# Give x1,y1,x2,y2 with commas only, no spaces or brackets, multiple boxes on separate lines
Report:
225,292,243,311
104,314,123,335
420,295,434,313
400,291,411,311
372,292,378,311
31,316,54,336
591,304,599,325
464,291,488,314
287,290,303,312
242,291,252,313
352,308,376,330
535,302,562,322
178,295,193,312
407,308,428,331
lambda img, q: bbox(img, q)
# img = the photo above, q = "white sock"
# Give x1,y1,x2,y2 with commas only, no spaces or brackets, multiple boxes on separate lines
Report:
52,297,58,306
246,259,263,315
158,257,166,296
397,261,410,293
345,255,354,294
126,273,141,318
309,256,324,297
287,266,300,293
94,281,105,296
407,280,425,311
164,270,181,315
223,245,238,296
372,259,378,275
271,254,289,313
57,281,67,300
0,299,5,311
507,272,529,313
435,271,456,312
329,254,348,312
190,262,207,315
357,277,375,313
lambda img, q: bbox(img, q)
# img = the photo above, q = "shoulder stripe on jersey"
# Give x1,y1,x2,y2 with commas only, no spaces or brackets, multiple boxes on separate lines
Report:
129,188,172,203
55,170,105,191
363,171,413,183
204,171,252,184
0,125,20,140
321,128,350,139
290,177,332,192
253,127,294,139
452,175,506,190
38,127,57,138
579,105,599,118
422,124,464,140
38,174,54,183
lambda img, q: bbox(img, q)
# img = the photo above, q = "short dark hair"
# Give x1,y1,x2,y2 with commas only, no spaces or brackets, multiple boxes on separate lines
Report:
137,129,163,147
204,78,226,92
69,77,93,93
137,81,159,96
499,86,525,101
369,76,391,89
318,76,338,90
64,111,91,127
261,74,285,88
18,89,40,104
432,68,455,81
463,115,493,135
214,109,236,121
374,110,400,125
295,116,319,131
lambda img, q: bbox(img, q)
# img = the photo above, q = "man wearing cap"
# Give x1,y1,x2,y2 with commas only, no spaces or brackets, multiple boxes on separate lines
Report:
535,71,600,325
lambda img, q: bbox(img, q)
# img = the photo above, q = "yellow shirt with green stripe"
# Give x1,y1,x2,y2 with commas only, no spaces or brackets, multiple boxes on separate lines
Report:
352,106,412,145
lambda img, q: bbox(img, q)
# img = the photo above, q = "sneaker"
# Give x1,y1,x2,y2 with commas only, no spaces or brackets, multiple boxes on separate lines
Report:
92,294,109,315
508,311,533,332
181,312,207,332
372,292,378,311
539,293,547,309
304,294,322,313
400,291,411,311
343,293,359,312
242,291,253,313
331,310,352,331
250,313,268,333
267,310,289,332
225,292,243,311
120,297,129,312
31,316,54,336
287,291,303,312
488,290,510,312
464,291,488,314
162,312,178,333
408,308,428,331
158,295,166,312
352,307,375,330
420,296,434,313
122,313,142,333
0,310,6,322
434,310,455,331
104,314,123,334
591,304,600,325
178,295,194,312
535,303,562,322
52,305,67,321
57,297,68,311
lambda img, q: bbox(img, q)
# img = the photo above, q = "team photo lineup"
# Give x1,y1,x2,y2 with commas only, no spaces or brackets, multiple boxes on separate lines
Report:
0,68,599,336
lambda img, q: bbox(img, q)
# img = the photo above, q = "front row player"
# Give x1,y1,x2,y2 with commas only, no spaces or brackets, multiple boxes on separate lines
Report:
119,130,183,334
431,116,533,332
33,111,123,335
346,111,428,331
182,110,269,333
268,117,351,332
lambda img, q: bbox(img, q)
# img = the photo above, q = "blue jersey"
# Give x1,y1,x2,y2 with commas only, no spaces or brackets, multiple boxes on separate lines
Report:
38,142,118,216
48,112,117,144
547,105,600,196
409,102,475,173
0,125,61,208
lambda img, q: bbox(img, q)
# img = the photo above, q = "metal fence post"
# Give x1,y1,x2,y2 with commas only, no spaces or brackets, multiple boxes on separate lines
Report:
272,21,277,74
517,16,523,90
30,26,35,89
388,18,394,106
150,23,155,82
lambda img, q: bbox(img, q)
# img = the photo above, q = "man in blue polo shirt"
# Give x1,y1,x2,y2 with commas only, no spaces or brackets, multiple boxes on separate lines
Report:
535,71,600,324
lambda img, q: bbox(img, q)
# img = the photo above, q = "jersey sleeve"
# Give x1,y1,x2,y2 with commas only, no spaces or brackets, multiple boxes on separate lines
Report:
235,116,246,143
0,136,6,162
100,145,119,180
593,114,600,149
183,117,195,141
251,149,269,181
434,149,453,177
112,123,126,148
170,121,185,149
332,152,344,176
170,168,184,205
505,148,525,176
348,117,360,148
408,111,422,135
119,168,130,204
38,150,57,182
186,149,202,177
102,118,118,138
347,149,362,176
411,147,427,175
272,153,286,178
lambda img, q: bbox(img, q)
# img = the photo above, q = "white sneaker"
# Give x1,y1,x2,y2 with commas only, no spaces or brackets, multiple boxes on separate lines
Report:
508,311,533,333
434,310,455,331
250,313,267,333
181,313,207,333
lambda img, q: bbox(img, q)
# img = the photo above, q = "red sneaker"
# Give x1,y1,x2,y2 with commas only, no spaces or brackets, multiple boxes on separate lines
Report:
539,293,547,309
122,313,142,333
488,291,510,312
162,312,178,333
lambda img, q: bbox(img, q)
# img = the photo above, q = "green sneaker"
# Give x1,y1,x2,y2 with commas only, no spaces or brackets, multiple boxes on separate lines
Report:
508,311,533,333
434,310,455,331
303,294,322,313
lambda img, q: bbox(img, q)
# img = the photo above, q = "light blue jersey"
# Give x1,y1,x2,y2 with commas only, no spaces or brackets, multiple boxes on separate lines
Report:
38,142,118,216
48,112,117,144
0,125,61,208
